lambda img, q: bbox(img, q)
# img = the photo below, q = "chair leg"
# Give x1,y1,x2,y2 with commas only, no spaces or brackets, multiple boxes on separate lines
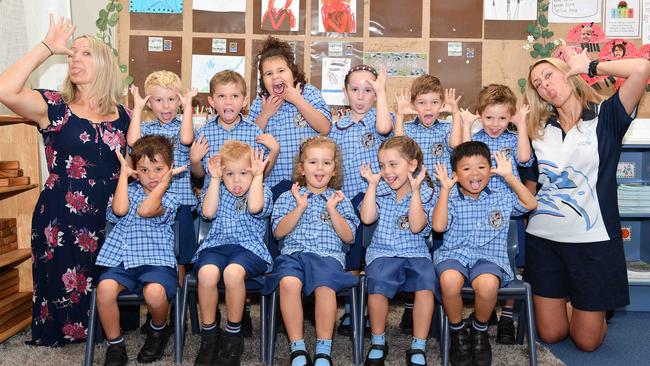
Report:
178,276,191,363
188,292,200,334
260,293,268,364
84,290,98,366
440,303,450,366
357,275,366,360
516,299,526,345
267,289,279,366
349,285,360,366
524,284,537,366
174,286,183,364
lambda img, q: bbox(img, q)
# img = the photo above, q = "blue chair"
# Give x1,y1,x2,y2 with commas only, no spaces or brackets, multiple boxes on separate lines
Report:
178,216,270,364
84,221,183,366
438,219,537,366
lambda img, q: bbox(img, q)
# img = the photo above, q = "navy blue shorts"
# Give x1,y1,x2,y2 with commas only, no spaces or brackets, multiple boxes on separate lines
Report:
524,233,630,311
98,263,178,300
436,259,507,285
176,205,199,265
263,252,358,295
365,257,438,299
194,245,268,279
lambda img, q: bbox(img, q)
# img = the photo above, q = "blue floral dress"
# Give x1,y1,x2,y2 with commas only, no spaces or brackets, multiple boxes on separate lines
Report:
27,90,130,346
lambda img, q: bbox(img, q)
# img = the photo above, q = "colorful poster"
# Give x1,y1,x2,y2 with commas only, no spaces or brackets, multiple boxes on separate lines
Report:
643,0,650,43
321,58,351,106
193,0,245,12
261,0,300,31
191,55,245,93
362,52,427,77
605,0,640,38
484,0,537,20
548,0,602,23
318,0,357,33
129,0,183,14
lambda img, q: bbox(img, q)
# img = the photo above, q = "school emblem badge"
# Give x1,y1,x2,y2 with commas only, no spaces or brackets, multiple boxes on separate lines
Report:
396,215,410,230
320,209,331,223
499,147,511,157
294,113,307,128
431,142,444,157
487,209,503,229
235,197,247,213
361,132,374,149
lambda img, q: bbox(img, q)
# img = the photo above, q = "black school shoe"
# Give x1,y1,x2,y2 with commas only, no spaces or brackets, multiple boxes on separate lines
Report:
216,334,244,366
364,344,389,366
290,349,313,366
405,348,427,366
399,307,414,334
137,326,170,363
193,330,220,366
241,310,253,338
449,328,472,366
496,317,516,345
470,328,492,366
104,343,128,366
313,353,333,365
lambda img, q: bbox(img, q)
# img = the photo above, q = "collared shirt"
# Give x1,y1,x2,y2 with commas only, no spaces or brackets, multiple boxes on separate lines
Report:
403,118,453,181
527,92,634,243
97,183,180,269
249,84,332,187
329,108,393,198
193,184,273,268
141,117,196,206
197,115,267,190
472,129,534,193
272,186,359,267
435,186,529,282
365,182,437,265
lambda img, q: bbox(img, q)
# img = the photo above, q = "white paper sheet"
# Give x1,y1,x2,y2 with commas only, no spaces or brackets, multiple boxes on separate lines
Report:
605,0,640,38
548,0,602,23
484,0,537,21
261,0,300,31
193,0,245,12
643,0,650,43
191,55,245,93
318,0,357,33
321,58,351,106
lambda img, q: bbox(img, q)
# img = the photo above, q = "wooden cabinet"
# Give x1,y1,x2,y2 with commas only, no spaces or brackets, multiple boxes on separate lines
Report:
0,115,40,342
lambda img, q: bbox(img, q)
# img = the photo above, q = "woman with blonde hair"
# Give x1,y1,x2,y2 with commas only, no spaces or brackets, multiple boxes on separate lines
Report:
523,46,650,351
0,16,131,346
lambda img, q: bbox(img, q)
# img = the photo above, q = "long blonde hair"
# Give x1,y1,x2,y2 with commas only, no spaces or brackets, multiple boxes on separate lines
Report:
61,36,123,116
524,58,604,140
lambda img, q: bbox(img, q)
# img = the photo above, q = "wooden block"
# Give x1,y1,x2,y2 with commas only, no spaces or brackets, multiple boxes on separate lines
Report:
0,219,16,229
0,176,30,187
0,161,19,170
0,169,23,178
0,301,31,333
0,225,16,238
0,283,18,299
0,234,17,246
0,269,18,289
0,241,18,255
0,292,31,319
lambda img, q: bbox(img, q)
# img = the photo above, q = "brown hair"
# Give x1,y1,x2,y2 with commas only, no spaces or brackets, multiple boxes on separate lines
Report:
378,136,433,188
344,64,378,87
410,74,444,103
256,36,307,96
219,140,252,165
292,136,343,190
131,135,174,167
476,84,517,116
209,70,248,97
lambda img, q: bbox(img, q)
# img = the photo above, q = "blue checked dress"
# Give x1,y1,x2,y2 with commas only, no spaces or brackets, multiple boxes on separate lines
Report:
403,118,453,180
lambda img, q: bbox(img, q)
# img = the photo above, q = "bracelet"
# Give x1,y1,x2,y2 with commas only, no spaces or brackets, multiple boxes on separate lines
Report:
587,60,599,78
41,42,54,56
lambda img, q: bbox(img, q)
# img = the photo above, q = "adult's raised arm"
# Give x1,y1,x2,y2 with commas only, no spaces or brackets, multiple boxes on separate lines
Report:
0,15,75,129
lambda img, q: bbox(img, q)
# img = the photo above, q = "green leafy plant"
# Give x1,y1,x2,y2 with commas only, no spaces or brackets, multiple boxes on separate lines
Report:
96,0,133,86
518,0,559,93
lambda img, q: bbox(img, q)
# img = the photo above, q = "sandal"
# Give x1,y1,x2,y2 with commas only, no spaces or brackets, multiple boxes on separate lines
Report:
405,348,427,366
290,349,313,366
364,343,389,366
313,353,333,365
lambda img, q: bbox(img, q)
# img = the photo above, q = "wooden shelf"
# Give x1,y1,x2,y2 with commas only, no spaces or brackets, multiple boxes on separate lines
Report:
0,249,31,268
0,184,38,195
0,291,31,343
0,312,31,343
0,115,34,126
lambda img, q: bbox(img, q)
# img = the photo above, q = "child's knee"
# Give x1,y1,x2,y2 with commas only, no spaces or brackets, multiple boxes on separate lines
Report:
223,264,246,287
143,283,168,303
439,270,464,295
471,274,500,297
279,276,302,294
198,264,220,286
96,279,120,303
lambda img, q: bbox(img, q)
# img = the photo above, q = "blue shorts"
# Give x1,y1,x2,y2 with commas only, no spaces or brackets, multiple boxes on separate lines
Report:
98,263,178,300
194,245,268,279
177,205,199,265
365,257,438,299
524,233,629,311
263,252,358,296
436,259,507,286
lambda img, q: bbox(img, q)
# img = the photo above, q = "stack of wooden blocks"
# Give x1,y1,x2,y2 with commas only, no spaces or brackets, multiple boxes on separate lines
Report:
0,218,17,255
0,161,30,187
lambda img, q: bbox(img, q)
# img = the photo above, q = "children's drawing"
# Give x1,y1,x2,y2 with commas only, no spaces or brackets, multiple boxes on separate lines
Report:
193,0,245,12
319,0,356,33
191,55,245,93
552,45,608,89
261,0,299,31
129,0,183,14
321,58,351,105
484,0,537,21
362,52,428,78
567,23,606,53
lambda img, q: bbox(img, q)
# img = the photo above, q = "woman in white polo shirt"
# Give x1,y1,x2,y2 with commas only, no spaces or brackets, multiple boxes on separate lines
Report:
523,46,650,351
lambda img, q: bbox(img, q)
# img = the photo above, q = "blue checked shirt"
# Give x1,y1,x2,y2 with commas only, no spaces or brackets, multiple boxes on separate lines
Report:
403,118,453,181
193,184,274,268
329,108,393,198
365,182,438,265
434,186,529,282
197,115,267,190
249,84,332,187
472,129,534,193
272,187,359,267
97,183,180,269
141,118,197,207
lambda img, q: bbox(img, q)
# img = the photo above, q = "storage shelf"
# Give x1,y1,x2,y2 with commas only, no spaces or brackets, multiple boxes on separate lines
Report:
0,184,38,195
0,249,31,268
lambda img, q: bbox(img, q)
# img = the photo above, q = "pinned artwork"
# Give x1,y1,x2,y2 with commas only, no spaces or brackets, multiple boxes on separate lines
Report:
319,0,356,33
605,0,640,38
321,57,352,105
552,45,608,90
130,0,183,14
598,39,638,90
362,52,428,77
261,0,299,31
548,0,602,23
567,22,606,53
484,0,537,20
191,55,246,93
636,44,650,90
193,0,245,12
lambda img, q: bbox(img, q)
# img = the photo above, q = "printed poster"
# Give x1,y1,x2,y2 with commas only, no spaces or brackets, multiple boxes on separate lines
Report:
191,55,245,93
605,0,640,38
362,52,428,77
548,0,602,23
484,0,537,20
321,58,351,106
129,0,183,14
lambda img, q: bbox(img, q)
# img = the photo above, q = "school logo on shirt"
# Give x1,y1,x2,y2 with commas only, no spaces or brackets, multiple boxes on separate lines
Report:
487,209,504,229
361,132,374,149
431,143,444,157
235,197,248,213
396,215,410,230
294,113,308,128
320,209,331,223
499,147,512,157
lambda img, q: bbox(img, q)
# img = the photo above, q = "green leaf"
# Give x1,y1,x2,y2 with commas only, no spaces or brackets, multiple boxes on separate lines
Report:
108,13,118,26
99,9,108,19
531,28,541,38
530,50,540,58
546,43,555,51
538,15,548,27
112,48,118,57
527,24,536,33
518,78,527,88
116,3,123,12
539,50,549,58
120,64,128,73
542,30,550,38
533,43,543,51
106,2,115,11
546,31,554,38
96,18,107,31
125,75,134,86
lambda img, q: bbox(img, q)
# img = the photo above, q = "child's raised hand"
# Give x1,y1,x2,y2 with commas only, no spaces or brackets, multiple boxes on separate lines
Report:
290,182,309,209
326,190,346,210
115,150,137,179
129,85,150,112
282,82,303,105
190,134,209,163
366,65,387,95
440,88,462,115
360,163,381,186
42,15,75,57
260,95,282,119
407,164,427,190
248,148,268,177
491,151,513,178
161,165,187,186
256,133,279,152
511,104,530,128
179,87,199,107
434,162,457,191
459,108,479,127
561,46,591,80
394,88,416,116
206,154,222,180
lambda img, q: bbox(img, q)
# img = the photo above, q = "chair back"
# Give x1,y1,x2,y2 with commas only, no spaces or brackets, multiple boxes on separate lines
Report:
196,216,213,246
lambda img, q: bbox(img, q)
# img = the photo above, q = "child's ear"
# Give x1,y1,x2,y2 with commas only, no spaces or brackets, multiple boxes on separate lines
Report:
408,158,418,173
207,95,216,109
243,94,250,108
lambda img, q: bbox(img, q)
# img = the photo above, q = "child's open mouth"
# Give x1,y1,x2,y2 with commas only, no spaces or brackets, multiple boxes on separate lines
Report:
423,114,435,125
385,176,398,185
233,186,244,195
273,81,285,95
314,174,324,183
469,179,482,190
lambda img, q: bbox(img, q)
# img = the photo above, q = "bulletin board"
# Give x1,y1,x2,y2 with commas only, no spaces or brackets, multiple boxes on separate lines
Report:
117,0,650,117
